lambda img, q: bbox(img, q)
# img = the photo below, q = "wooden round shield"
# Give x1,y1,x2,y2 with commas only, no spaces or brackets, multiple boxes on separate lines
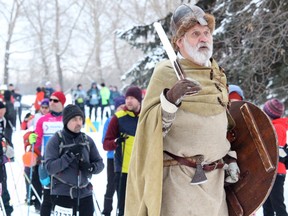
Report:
226,101,278,216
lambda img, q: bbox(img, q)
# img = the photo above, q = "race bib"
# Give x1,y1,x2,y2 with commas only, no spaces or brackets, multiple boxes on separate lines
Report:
92,94,97,99
42,121,63,153
54,205,73,216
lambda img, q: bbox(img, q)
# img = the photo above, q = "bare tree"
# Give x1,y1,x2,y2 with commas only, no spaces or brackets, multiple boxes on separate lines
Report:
1,0,23,84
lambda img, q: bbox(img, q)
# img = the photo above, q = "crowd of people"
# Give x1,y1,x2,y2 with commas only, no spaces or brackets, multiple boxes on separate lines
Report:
71,82,122,124
0,3,287,216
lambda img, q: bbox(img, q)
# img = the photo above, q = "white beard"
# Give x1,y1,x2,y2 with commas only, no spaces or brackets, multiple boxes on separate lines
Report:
183,37,213,66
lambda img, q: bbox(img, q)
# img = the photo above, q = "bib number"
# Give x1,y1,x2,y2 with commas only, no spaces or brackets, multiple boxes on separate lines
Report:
54,205,73,216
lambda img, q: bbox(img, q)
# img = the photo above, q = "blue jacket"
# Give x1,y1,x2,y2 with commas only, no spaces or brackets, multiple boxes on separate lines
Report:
102,117,114,159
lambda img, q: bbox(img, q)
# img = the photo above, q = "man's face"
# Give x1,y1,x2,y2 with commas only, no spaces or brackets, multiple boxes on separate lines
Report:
49,97,63,112
125,96,141,113
0,108,6,118
177,24,213,65
67,116,83,133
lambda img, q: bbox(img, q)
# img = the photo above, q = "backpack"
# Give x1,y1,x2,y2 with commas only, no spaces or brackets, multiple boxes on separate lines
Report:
57,130,90,156
39,130,90,186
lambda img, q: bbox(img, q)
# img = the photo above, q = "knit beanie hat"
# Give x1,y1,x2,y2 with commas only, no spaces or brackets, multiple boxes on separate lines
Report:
263,98,285,120
63,104,84,126
125,86,142,103
41,98,49,107
229,85,244,100
51,91,66,106
114,96,125,108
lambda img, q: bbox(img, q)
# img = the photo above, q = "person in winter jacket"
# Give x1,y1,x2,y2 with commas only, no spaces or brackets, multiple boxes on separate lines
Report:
45,104,104,216
100,82,111,122
101,96,125,216
103,86,142,216
34,87,45,113
73,84,87,121
29,91,66,216
0,101,13,216
262,98,288,216
125,4,240,216
23,98,50,212
3,90,16,146
228,84,245,102
87,82,101,121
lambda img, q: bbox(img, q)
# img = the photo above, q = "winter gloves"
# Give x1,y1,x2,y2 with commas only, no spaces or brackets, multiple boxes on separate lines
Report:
166,78,202,106
68,144,84,157
28,133,38,144
115,134,129,145
79,160,94,175
224,154,240,184
225,162,240,183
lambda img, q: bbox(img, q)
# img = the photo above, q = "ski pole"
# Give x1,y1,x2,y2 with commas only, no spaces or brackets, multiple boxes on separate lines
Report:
76,156,81,216
92,190,101,215
27,143,35,216
7,162,21,204
0,195,7,216
23,171,42,204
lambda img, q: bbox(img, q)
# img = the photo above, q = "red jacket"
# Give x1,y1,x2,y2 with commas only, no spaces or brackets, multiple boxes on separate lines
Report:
272,117,288,174
34,91,45,112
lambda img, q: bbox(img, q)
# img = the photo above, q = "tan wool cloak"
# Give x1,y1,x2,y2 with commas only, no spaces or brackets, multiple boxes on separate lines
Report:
125,58,229,216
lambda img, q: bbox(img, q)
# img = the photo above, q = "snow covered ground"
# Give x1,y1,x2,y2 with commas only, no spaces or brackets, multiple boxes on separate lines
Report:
1,95,288,215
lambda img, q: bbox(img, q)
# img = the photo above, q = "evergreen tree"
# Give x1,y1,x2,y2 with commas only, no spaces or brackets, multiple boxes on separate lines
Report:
116,13,172,89
118,0,288,108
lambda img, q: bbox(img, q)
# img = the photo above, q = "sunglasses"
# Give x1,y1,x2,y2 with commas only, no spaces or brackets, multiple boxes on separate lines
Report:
49,98,60,103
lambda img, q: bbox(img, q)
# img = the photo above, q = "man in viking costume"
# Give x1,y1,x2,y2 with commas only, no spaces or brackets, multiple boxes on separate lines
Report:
125,4,240,216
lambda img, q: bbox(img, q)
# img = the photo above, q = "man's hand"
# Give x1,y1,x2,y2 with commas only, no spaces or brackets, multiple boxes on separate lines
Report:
79,161,94,175
166,78,201,105
115,134,129,145
69,144,84,157
28,133,38,145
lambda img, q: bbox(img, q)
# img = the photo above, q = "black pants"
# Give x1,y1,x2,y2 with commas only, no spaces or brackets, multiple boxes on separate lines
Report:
116,172,127,216
263,174,288,216
40,188,54,216
24,165,42,210
101,104,110,121
1,166,13,215
102,159,116,215
53,195,94,216
89,105,99,121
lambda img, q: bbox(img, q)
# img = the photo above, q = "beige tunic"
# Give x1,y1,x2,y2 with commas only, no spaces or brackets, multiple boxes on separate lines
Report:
125,59,230,216
161,110,230,216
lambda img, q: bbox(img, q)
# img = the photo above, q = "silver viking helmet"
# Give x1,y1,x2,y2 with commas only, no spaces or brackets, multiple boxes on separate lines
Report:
170,4,215,50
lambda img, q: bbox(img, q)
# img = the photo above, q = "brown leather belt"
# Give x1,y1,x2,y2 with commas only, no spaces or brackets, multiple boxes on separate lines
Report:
163,151,224,171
